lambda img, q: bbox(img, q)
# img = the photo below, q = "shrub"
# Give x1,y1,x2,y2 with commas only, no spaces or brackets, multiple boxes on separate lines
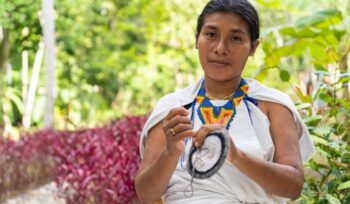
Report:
295,76,350,203
0,115,148,203
53,115,148,204
0,130,58,201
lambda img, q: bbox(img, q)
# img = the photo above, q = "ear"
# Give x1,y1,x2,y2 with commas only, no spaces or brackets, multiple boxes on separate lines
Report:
249,39,260,56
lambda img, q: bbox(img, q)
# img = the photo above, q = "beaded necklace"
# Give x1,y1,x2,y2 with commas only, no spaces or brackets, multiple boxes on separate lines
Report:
196,78,249,129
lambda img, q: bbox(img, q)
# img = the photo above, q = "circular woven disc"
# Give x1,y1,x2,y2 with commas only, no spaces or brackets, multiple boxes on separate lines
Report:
187,130,230,179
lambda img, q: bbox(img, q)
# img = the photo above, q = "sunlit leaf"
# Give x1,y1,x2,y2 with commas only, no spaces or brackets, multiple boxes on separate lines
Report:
313,127,333,136
312,135,328,146
295,85,312,103
279,69,290,82
303,115,322,125
296,9,342,29
296,103,311,110
314,64,328,71
338,181,350,190
325,194,341,204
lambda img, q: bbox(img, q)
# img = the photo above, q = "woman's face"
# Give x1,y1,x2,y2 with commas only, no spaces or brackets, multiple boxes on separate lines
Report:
197,12,258,82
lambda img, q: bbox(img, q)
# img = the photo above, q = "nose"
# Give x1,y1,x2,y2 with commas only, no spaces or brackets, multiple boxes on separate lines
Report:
214,38,228,55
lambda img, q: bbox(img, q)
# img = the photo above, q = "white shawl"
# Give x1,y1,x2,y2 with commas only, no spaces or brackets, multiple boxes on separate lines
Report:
140,77,315,163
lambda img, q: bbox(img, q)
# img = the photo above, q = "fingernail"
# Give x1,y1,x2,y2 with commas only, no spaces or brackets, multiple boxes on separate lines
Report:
195,142,199,147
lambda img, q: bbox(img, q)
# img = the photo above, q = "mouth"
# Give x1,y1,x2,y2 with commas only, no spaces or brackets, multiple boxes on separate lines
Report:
208,59,231,66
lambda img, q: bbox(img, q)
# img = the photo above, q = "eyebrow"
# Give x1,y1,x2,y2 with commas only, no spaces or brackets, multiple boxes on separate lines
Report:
203,25,247,34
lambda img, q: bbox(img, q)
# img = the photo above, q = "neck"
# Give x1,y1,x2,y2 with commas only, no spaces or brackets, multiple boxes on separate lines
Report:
204,77,241,100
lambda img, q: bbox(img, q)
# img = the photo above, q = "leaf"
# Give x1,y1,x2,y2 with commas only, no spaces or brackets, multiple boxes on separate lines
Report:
296,103,311,110
303,115,322,125
316,146,332,157
295,85,312,103
325,194,341,204
328,180,338,193
312,135,328,146
331,168,341,178
310,43,328,61
314,64,328,71
338,181,350,190
313,127,333,136
278,26,298,36
279,69,290,82
296,9,342,28
5,87,23,114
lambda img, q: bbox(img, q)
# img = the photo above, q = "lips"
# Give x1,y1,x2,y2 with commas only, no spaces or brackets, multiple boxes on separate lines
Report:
208,59,231,66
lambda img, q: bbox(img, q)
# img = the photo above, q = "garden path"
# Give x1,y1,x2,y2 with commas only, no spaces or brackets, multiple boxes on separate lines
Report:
4,182,65,204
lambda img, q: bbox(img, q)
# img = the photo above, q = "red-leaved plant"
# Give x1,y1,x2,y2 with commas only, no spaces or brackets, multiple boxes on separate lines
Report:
0,130,58,201
0,115,148,203
53,116,148,204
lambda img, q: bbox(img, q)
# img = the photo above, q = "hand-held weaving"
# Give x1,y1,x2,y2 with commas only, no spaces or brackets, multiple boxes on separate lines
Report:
187,130,230,179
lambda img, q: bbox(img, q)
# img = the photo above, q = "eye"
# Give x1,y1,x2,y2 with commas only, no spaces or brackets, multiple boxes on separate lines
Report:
205,32,216,38
231,35,242,41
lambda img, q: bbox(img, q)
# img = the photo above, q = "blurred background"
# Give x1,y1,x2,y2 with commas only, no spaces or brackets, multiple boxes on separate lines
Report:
0,0,349,203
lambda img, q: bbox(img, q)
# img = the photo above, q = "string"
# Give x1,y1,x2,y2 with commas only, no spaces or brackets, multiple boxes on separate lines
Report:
180,99,196,169
184,160,196,198
181,98,197,197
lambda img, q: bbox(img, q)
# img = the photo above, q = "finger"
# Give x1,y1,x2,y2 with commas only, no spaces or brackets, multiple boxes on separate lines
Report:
170,129,194,142
165,115,192,130
192,126,211,147
165,122,192,139
165,107,189,120
193,124,224,147
172,123,193,136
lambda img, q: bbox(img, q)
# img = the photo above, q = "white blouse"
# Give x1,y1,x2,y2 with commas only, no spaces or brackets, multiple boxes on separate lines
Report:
163,99,286,204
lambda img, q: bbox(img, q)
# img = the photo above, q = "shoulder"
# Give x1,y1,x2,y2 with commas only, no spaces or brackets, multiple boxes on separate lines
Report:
247,78,296,110
258,100,293,119
140,79,202,157
246,77,297,123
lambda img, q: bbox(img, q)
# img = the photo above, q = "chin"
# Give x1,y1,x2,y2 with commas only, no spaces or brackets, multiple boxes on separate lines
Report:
207,75,234,82
205,72,240,82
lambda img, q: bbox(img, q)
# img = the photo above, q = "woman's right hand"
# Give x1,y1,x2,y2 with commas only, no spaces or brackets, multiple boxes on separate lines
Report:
162,107,194,156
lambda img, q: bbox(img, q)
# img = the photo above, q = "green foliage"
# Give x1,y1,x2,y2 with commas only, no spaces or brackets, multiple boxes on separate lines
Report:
257,7,346,81
0,85,22,126
1,0,348,127
258,2,350,202
0,0,42,56
253,0,350,89
1,0,208,129
52,0,208,128
297,78,350,203
249,1,350,202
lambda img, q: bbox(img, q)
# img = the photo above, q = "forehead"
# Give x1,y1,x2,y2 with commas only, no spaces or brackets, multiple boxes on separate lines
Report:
202,12,249,34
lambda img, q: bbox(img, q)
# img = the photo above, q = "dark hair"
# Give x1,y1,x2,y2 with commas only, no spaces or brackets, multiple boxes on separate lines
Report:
196,0,260,45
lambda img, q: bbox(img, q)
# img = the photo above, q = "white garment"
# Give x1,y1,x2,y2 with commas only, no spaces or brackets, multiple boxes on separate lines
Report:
139,78,315,203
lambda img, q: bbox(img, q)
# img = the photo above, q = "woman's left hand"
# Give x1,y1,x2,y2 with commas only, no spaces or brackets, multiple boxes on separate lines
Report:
193,124,240,160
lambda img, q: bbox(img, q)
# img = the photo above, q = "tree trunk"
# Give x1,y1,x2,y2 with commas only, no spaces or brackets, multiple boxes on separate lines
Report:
41,0,56,129
0,29,10,72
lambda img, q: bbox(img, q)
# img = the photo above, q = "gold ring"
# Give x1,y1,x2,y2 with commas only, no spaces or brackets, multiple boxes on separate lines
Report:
170,128,176,135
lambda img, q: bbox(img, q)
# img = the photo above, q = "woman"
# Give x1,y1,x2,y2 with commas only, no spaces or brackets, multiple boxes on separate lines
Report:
135,0,315,203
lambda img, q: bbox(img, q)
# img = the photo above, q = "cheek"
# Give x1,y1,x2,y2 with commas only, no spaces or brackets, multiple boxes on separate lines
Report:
197,43,208,61
197,37,210,51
